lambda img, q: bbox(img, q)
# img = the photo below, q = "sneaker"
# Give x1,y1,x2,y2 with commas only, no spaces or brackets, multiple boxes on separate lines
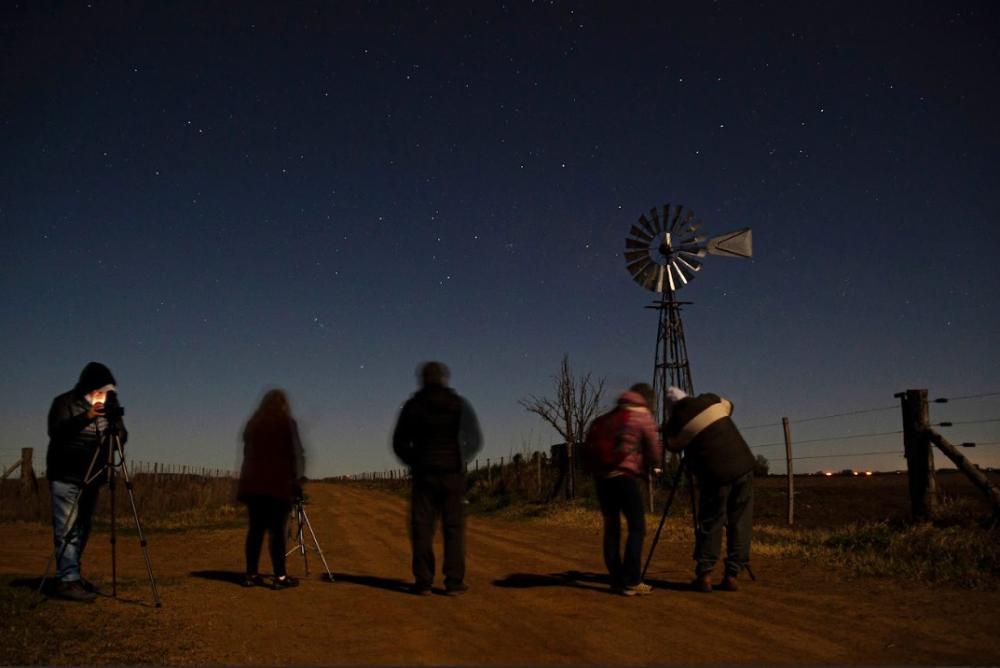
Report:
691,573,713,593
621,582,653,597
79,577,99,593
410,583,432,596
55,580,97,602
444,583,469,596
271,575,299,590
242,574,266,588
719,574,739,592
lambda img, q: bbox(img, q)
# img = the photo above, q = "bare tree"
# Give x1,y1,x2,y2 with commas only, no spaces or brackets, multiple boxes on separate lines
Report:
519,355,605,499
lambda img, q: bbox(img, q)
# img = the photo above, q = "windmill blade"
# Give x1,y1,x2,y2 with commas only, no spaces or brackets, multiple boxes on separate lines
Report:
629,225,653,242
675,253,702,273
665,263,677,292
637,264,659,290
683,220,702,235
670,259,690,285
706,227,753,258
673,209,694,234
627,257,653,277
670,204,684,232
637,214,656,238
648,207,662,234
655,265,665,292
626,237,649,250
624,248,649,262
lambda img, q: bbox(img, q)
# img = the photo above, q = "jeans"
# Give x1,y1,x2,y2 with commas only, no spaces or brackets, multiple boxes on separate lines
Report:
410,472,466,588
50,480,100,582
244,496,292,577
694,470,754,577
595,475,646,588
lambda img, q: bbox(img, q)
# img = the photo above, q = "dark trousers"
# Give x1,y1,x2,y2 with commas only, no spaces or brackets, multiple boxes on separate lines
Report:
244,496,291,577
410,471,466,588
694,470,754,577
595,475,646,588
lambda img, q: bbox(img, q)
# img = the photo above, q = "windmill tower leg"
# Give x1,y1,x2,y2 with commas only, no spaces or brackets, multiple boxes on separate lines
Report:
650,291,699,520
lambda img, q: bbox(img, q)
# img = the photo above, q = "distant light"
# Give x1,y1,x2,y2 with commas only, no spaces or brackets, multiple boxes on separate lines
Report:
852,471,859,476
824,472,833,477
865,471,873,476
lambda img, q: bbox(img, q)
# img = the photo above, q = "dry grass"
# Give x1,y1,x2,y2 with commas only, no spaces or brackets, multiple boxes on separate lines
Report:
0,474,242,530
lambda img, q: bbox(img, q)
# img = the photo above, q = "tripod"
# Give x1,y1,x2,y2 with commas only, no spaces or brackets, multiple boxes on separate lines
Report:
285,498,333,581
39,419,161,606
641,456,687,580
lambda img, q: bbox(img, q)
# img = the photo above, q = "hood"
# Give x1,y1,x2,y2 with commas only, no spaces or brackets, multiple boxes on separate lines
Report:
617,390,649,409
75,362,116,395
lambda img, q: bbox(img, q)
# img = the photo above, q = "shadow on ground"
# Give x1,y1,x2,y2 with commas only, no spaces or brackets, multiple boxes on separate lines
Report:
493,570,691,593
330,572,414,594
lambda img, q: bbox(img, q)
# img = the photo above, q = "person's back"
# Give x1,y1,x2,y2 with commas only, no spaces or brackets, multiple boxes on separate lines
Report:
395,384,464,474
392,361,482,595
665,392,754,484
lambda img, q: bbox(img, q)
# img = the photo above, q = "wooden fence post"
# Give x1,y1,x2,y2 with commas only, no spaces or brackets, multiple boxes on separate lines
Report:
20,448,37,493
782,417,794,526
487,458,491,483
537,453,542,495
898,389,938,520
566,442,575,500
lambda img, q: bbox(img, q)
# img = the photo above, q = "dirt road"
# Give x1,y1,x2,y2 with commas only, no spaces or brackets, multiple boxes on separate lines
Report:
2,483,998,665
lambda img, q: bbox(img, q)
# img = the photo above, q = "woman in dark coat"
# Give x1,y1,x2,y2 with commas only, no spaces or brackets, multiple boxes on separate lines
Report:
237,389,304,589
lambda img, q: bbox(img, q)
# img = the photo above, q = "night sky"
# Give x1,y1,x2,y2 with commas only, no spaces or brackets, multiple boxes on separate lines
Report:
2,2,998,477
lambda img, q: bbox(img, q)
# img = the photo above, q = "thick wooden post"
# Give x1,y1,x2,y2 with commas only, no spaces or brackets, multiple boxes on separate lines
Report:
898,389,938,520
782,417,794,526
486,458,491,483
926,430,1000,513
20,448,35,492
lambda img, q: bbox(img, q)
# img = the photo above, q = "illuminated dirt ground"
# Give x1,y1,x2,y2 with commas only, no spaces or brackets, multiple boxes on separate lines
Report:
2,483,998,665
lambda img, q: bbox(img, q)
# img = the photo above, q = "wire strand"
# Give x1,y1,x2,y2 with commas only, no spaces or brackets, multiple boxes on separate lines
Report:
792,449,901,461
945,418,1000,426
939,391,1000,403
788,405,900,424
748,429,902,450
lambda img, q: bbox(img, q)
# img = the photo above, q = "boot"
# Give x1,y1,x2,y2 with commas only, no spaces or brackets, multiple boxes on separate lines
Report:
691,572,712,593
719,574,739,592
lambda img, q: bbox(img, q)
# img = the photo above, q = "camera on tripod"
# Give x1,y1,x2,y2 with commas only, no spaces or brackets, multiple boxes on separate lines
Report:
103,390,125,420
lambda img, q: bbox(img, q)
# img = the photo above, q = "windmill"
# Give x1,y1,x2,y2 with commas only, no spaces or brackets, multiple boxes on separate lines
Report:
624,203,753,431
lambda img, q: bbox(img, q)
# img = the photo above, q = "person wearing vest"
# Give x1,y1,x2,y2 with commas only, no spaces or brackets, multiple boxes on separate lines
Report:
664,387,755,593
594,383,663,596
392,361,483,595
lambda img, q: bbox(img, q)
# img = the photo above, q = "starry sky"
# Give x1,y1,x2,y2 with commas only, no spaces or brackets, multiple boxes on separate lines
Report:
2,2,998,478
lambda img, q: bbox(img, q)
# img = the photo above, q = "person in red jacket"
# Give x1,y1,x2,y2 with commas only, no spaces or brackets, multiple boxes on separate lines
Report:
593,383,662,596
237,389,305,590
664,387,755,593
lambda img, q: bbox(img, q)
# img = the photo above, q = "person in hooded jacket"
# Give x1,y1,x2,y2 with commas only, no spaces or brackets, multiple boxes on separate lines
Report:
593,383,663,596
663,387,755,593
392,361,482,595
237,389,305,590
46,361,126,602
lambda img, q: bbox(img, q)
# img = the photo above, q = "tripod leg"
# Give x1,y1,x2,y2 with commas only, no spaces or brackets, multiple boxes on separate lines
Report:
115,437,162,607
299,509,309,577
301,507,334,581
641,459,686,581
109,458,117,598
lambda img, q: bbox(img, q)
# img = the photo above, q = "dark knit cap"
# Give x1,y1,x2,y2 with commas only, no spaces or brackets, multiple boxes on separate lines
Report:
75,362,116,394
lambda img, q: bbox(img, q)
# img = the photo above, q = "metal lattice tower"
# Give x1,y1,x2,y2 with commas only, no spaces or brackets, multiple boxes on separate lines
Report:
649,294,694,426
